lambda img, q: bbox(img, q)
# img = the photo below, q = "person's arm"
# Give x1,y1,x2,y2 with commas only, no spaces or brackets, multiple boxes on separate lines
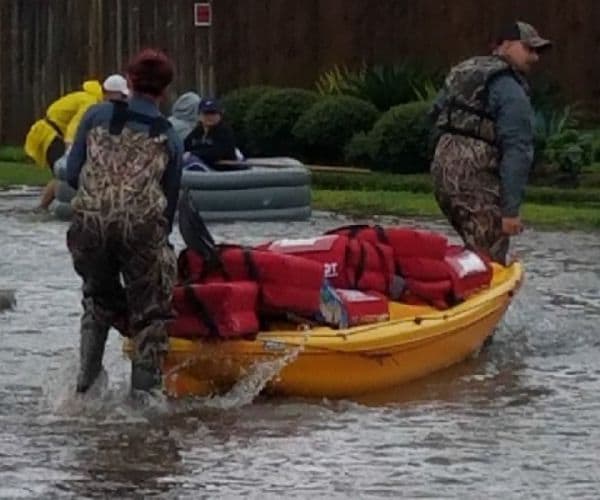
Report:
488,76,535,218
161,132,184,233
66,105,101,189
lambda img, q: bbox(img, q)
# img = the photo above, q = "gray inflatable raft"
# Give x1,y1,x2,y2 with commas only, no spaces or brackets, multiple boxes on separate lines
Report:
52,157,311,222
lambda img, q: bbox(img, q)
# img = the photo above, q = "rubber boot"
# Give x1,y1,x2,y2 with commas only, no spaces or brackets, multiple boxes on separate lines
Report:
131,358,163,393
130,323,166,393
76,309,109,393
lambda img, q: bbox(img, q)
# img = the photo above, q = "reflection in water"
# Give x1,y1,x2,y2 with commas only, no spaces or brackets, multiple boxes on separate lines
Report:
0,190,599,497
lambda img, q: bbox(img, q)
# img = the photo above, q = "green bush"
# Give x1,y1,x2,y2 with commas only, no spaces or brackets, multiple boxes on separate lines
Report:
349,101,432,173
292,96,379,164
315,62,443,111
244,88,319,156
312,171,433,193
344,131,375,167
221,86,275,153
587,129,600,162
541,129,593,185
533,104,579,165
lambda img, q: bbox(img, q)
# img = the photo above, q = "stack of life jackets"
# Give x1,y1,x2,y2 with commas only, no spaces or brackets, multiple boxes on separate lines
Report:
169,225,494,339
261,224,493,311
170,245,325,339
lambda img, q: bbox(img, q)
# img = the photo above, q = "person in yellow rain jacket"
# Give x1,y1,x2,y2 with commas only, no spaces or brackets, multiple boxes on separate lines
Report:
24,80,103,209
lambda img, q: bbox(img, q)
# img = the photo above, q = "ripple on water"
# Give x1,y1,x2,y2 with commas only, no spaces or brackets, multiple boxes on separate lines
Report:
0,192,599,497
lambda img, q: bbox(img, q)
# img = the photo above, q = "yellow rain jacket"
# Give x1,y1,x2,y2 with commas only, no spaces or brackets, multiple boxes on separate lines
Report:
24,80,103,168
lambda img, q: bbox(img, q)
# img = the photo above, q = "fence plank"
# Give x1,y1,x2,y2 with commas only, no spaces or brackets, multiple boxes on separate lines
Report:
1,0,600,145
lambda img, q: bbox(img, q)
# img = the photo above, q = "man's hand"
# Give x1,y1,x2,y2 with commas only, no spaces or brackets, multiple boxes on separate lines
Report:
502,216,524,235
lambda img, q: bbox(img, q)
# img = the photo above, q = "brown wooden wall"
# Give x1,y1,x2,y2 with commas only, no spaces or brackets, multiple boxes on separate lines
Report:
1,0,598,145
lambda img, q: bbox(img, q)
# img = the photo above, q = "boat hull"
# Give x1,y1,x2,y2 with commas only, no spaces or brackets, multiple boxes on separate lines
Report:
124,263,523,399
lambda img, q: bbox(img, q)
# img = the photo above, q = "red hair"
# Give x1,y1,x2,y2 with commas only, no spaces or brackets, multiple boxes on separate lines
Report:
127,48,174,97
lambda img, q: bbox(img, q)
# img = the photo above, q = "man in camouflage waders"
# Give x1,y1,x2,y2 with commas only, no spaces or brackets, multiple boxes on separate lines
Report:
430,21,552,264
66,49,183,393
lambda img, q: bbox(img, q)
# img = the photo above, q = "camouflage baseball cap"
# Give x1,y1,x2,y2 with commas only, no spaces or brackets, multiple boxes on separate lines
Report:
497,21,552,50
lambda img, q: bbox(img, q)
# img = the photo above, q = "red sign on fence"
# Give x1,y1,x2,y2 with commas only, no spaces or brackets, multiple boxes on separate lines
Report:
194,3,212,27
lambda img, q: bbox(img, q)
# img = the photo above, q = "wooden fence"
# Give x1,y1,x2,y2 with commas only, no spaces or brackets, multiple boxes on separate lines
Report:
1,0,599,144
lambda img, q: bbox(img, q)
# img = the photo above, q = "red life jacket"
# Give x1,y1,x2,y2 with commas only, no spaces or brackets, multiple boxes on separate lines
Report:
170,282,259,338
398,246,492,308
177,245,324,316
257,235,351,288
346,238,395,296
258,234,395,296
324,224,492,308
325,224,448,260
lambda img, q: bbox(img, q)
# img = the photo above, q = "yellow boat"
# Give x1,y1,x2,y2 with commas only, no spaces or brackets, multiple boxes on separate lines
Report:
124,261,523,399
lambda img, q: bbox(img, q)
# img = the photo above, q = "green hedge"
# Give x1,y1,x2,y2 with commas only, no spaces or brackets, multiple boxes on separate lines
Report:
244,88,319,156
292,95,379,164
312,171,433,193
221,86,275,153
345,101,431,173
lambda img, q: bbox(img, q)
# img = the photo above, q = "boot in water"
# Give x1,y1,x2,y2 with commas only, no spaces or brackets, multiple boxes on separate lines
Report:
130,322,167,393
76,310,109,394
130,359,163,393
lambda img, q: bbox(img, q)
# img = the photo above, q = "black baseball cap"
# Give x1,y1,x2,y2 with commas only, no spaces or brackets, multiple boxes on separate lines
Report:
496,21,552,51
199,98,223,113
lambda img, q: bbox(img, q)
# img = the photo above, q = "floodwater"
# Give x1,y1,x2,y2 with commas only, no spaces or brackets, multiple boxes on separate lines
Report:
1,188,599,499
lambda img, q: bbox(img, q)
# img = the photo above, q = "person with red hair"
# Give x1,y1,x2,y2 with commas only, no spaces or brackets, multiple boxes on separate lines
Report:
65,49,183,395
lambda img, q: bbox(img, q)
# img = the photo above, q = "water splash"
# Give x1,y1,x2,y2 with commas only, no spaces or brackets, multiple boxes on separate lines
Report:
41,336,303,419
204,345,304,409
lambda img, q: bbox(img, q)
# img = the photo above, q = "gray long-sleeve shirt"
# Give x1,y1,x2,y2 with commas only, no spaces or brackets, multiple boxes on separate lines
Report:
430,74,534,217
66,94,183,231
488,74,534,217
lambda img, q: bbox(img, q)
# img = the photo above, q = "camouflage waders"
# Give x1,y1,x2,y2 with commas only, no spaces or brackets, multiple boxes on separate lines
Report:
431,134,509,264
67,216,176,393
68,102,176,393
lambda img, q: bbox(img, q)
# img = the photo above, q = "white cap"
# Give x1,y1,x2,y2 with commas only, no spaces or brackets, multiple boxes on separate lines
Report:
102,74,129,96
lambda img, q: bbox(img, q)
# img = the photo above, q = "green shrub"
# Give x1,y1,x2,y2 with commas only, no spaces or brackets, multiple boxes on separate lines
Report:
587,129,600,162
244,88,319,156
533,104,579,164
315,62,443,111
536,129,593,187
221,86,275,153
292,96,379,164
344,131,375,167
355,101,432,173
312,171,433,193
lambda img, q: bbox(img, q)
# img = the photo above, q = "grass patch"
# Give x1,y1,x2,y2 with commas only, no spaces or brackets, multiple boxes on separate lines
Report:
313,189,600,230
313,189,442,218
312,171,600,205
0,162,51,187
0,146,28,163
